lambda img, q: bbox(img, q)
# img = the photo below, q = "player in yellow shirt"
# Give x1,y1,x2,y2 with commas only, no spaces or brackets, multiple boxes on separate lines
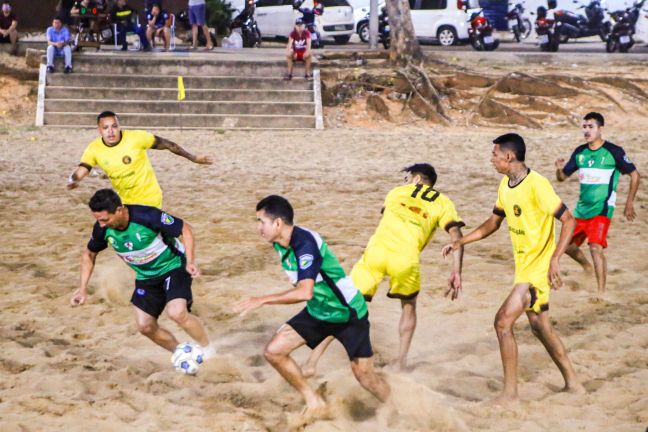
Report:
302,163,465,376
442,133,584,405
66,111,212,208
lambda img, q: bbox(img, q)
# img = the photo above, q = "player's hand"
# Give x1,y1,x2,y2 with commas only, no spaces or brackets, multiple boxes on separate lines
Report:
193,154,213,165
441,241,460,258
624,201,636,221
66,180,79,190
548,257,562,290
70,289,87,306
233,297,265,317
554,158,565,169
445,271,462,301
186,262,201,278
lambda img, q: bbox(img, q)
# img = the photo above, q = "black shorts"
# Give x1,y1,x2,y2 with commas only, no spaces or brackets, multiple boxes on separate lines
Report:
131,267,193,318
287,308,373,360
0,34,11,43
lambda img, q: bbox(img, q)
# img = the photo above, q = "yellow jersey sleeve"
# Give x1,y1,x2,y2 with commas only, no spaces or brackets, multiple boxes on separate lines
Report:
434,195,464,232
493,177,506,217
130,130,156,150
79,142,98,168
533,175,564,217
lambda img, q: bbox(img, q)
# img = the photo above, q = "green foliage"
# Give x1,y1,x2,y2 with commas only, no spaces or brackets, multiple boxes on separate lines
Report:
206,0,236,35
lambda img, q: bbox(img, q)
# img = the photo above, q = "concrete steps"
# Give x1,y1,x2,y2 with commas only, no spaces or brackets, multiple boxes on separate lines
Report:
37,51,323,130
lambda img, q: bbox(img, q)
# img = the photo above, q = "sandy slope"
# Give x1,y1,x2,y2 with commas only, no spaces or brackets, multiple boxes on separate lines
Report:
0,124,646,431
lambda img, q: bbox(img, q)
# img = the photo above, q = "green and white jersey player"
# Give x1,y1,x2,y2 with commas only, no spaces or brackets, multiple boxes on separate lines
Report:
235,195,390,418
555,112,640,298
71,189,211,354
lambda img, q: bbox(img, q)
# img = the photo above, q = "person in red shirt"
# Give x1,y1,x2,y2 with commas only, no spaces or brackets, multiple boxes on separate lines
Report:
285,18,312,81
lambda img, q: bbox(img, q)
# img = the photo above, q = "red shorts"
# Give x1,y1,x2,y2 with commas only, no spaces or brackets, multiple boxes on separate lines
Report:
571,216,611,248
293,51,306,61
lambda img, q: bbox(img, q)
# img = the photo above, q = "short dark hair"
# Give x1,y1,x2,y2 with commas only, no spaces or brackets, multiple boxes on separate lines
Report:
89,189,123,213
256,195,294,225
53,16,62,21
493,133,526,162
583,112,604,126
97,111,118,124
402,163,437,187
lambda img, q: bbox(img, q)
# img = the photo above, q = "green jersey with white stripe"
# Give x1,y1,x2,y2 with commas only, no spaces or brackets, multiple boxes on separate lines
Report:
563,141,636,219
87,205,185,280
274,226,368,323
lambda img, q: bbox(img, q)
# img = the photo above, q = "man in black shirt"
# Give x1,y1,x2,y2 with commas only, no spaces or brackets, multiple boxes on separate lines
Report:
0,2,18,55
57,0,76,25
111,0,150,51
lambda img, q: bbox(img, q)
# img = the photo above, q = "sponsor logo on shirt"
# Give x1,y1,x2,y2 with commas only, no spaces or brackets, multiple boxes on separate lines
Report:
121,251,159,265
122,155,132,165
623,154,632,164
161,213,174,225
299,254,314,270
513,205,522,217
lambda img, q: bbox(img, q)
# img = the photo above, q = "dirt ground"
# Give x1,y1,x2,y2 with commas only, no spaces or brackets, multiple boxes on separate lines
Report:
0,51,647,431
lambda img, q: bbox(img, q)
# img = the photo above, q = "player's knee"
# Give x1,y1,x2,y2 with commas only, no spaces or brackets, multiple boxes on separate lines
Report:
494,313,513,336
589,243,603,255
263,341,285,364
167,306,189,324
137,320,157,336
351,362,372,387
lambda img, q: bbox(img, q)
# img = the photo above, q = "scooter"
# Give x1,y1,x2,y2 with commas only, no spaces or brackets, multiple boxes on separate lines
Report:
294,0,324,48
230,0,262,47
606,0,645,52
468,9,499,50
550,0,611,43
507,2,533,41
379,6,390,49
535,5,560,51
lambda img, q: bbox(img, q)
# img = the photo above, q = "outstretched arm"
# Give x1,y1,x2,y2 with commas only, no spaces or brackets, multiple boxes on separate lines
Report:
548,208,576,290
71,248,98,306
624,170,640,221
66,165,91,190
234,279,315,317
152,135,213,164
442,213,504,258
445,226,464,300
179,222,200,277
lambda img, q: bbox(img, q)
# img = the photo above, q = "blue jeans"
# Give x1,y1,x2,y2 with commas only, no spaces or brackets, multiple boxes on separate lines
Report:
116,22,149,49
47,45,72,68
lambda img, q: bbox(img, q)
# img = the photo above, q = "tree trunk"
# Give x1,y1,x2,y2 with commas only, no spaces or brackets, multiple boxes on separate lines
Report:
386,0,424,66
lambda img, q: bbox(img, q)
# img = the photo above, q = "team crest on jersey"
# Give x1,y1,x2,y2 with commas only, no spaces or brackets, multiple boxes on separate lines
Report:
124,241,133,250
299,254,314,270
513,205,522,217
107,237,115,245
588,159,595,167
161,213,174,225
122,155,132,165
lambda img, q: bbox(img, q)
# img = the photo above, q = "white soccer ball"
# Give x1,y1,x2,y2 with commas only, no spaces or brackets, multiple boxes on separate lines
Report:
171,342,204,375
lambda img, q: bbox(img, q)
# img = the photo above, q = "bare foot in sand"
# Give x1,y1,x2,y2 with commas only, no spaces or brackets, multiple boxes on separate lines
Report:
288,401,331,428
484,392,519,407
563,382,586,395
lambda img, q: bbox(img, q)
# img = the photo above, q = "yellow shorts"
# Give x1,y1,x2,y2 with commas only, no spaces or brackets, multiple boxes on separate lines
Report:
515,272,550,314
351,244,420,300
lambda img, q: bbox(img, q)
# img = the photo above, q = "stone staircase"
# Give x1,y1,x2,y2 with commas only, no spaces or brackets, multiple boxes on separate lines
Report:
36,51,323,130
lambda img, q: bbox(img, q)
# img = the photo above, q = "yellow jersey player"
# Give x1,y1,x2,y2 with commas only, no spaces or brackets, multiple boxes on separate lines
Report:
443,133,585,405
302,163,465,376
66,111,213,208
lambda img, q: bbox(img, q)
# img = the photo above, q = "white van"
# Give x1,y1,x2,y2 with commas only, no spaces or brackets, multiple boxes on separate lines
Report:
255,0,355,43
408,0,473,45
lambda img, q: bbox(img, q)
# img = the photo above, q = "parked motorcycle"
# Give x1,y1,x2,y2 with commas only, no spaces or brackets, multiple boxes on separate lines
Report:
468,9,499,50
507,2,532,41
535,5,560,51
379,6,390,49
230,0,262,47
294,0,325,49
606,0,645,52
550,0,611,43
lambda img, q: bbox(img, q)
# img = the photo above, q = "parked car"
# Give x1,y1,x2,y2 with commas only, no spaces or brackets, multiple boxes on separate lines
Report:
407,0,475,45
634,3,648,42
349,0,385,42
254,0,355,43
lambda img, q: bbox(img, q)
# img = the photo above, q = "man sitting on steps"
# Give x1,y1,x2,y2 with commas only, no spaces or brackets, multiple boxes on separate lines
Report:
284,17,312,81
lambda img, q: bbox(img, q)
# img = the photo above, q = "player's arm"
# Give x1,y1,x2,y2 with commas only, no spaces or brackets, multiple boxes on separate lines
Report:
445,226,464,301
286,36,293,52
624,169,640,221
548,205,575,290
71,248,98,306
555,151,578,182
555,159,569,182
306,35,312,54
442,212,504,257
178,221,200,277
66,164,91,190
234,279,315,317
151,135,213,165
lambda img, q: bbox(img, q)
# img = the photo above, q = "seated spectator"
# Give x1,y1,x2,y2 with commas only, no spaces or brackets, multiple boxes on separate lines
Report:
145,0,162,14
188,0,213,50
0,2,18,55
57,0,76,26
71,0,101,36
285,18,312,81
46,16,73,74
145,3,171,51
111,0,150,51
